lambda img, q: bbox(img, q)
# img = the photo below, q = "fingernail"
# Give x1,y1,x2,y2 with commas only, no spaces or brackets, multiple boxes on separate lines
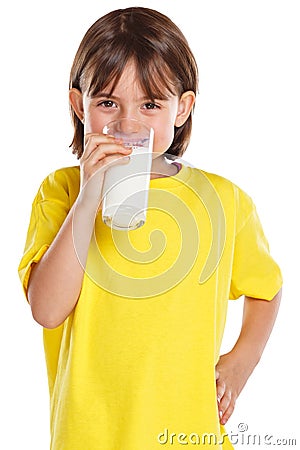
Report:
219,410,223,418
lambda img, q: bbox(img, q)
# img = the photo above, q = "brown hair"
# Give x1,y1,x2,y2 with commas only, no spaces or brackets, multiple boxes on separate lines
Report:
69,7,198,158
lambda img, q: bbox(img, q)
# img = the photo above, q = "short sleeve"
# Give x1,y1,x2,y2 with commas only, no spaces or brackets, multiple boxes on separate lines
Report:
18,168,79,300
229,190,283,301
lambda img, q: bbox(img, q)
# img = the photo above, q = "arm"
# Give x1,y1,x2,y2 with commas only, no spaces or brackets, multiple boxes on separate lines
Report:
28,134,131,329
215,288,282,425
28,199,96,329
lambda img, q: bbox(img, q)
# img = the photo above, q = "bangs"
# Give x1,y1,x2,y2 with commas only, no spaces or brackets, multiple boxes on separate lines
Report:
81,47,180,101
135,55,180,100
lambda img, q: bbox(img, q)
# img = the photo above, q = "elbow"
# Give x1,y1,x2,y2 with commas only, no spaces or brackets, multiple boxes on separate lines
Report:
27,273,76,328
28,292,66,329
31,309,64,329
30,305,65,329
27,278,67,328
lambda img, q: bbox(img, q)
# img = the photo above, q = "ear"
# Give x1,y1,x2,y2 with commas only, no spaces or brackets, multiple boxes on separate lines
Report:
175,91,196,127
69,88,84,122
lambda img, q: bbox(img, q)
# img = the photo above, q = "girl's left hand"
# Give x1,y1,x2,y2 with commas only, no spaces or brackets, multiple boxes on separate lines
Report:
215,352,254,425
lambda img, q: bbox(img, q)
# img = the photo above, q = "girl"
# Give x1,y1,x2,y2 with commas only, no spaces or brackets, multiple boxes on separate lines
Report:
18,7,282,449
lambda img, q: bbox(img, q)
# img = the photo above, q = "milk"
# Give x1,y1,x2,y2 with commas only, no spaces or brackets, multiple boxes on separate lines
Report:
102,148,152,230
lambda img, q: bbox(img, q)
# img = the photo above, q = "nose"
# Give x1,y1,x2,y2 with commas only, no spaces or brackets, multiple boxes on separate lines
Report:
117,103,140,124
118,118,140,134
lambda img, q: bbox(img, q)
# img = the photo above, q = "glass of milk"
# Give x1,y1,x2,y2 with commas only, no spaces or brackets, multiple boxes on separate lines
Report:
101,118,154,231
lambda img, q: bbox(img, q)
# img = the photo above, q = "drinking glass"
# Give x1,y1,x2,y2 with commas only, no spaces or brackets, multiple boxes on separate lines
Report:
101,118,154,230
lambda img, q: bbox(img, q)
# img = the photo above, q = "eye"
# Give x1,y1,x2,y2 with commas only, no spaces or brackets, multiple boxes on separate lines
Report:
142,102,160,110
97,100,117,108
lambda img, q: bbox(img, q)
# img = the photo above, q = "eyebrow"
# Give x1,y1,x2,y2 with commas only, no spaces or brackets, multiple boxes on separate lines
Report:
91,92,119,99
91,92,171,101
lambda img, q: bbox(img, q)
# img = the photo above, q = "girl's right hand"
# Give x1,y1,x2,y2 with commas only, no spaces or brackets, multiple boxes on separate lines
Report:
78,132,132,209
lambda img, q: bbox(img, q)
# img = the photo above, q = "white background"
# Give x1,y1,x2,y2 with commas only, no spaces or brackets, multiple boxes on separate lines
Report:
1,0,299,448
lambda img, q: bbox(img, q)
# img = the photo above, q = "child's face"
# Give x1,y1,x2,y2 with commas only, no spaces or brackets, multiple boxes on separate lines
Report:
71,61,195,156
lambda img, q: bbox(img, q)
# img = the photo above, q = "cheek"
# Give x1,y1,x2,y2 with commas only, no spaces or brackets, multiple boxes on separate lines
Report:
82,98,111,134
152,103,179,153
84,111,107,134
152,122,175,154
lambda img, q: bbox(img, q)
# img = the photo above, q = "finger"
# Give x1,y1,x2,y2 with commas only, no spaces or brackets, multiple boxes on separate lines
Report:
220,399,235,425
215,369,220,381
82,152,130,181
84,132,120,143
84,132,116,146
83,134,120,159
85,143,132,166
84,132,124,149
216,379,226,403
218,390,232,422
93,153,131,173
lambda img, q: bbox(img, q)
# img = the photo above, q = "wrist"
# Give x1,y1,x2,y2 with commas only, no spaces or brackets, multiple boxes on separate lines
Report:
76,190,101,217
230,341,262,373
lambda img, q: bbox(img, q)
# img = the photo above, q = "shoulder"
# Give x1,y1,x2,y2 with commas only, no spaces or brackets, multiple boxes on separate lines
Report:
191,167,239,192
35,166,80,205
188,166,245,196
189,167,256,218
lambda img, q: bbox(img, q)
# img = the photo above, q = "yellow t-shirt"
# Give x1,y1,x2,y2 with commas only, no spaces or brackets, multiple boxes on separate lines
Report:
18,164,282,450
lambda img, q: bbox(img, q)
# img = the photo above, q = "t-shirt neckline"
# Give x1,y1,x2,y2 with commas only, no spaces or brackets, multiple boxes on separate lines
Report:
150,163,191,189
